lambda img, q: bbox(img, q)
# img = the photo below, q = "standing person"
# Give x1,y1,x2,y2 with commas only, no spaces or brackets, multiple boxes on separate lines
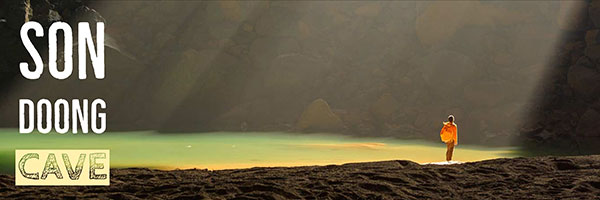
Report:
440,115,458,161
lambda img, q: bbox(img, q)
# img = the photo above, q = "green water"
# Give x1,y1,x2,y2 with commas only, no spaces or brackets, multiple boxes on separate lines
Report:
0,129,517,174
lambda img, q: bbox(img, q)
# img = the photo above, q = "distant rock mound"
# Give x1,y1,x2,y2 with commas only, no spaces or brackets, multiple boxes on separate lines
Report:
296,99,345,132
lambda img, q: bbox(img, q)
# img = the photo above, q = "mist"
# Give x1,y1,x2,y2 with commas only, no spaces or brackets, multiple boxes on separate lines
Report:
0,1,595,150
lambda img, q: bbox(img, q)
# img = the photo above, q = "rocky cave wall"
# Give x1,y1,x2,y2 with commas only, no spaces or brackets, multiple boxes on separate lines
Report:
0,1,598,150
520,1,600,155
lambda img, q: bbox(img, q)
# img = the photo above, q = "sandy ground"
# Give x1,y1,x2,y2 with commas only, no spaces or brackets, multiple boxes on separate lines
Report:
1,155,600,199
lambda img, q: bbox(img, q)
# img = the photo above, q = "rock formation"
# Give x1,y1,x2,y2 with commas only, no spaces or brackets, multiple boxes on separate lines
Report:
296,99,345,132
0,1,599,152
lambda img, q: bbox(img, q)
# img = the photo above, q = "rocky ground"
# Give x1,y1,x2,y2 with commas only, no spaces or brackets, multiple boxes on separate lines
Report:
1,155,599,199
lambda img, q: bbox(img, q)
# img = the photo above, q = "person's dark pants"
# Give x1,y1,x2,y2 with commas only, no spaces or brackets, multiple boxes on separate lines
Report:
446,141,455,161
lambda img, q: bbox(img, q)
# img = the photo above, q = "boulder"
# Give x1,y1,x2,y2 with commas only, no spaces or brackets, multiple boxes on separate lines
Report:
296,99,345,132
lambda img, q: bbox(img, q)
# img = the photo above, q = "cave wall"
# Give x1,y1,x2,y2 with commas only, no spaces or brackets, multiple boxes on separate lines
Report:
520,1,600,155
1,1,598,149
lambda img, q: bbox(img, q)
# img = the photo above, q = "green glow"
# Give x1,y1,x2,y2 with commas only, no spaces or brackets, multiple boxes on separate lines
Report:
0,129,517,173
